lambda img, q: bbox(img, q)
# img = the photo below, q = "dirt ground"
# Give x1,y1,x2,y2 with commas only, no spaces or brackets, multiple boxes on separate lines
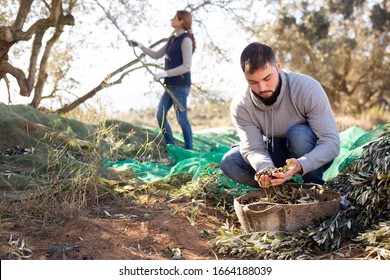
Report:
0,196,369,261
0,197,232,260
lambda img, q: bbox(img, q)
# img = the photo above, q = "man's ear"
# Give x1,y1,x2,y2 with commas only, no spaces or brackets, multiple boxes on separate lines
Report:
276,60,282,73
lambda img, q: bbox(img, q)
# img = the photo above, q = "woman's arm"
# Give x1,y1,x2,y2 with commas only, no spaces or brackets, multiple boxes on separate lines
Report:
141,44,167,59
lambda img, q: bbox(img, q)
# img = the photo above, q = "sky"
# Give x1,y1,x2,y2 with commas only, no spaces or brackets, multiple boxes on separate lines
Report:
0,0,251,115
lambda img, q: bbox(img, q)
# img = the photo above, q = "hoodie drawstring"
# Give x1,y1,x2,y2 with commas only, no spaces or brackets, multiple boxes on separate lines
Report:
271,109,274,152
264,109,275,152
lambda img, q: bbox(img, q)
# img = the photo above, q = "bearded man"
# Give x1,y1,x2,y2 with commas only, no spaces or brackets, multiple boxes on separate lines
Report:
221,42,340,188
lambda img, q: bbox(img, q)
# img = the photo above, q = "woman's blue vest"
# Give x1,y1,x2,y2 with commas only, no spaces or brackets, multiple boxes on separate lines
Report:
164,33,191,87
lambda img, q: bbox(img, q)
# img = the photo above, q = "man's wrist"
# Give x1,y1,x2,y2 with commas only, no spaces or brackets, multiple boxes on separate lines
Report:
296,161,303,175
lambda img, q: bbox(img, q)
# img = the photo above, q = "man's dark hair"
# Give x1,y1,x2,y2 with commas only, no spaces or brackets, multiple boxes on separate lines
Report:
240,43,277,74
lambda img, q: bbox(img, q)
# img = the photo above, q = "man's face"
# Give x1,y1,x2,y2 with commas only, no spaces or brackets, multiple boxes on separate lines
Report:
245,61,282,104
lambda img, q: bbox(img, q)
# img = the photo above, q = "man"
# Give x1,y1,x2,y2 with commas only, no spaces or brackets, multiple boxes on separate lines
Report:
221,42,340,188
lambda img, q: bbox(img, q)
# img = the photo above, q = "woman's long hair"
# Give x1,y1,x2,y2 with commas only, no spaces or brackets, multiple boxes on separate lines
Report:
176,10,196,53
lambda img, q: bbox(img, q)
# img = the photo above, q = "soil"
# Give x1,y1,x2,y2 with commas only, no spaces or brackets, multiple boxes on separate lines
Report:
0,195,232,260
0,194,367,261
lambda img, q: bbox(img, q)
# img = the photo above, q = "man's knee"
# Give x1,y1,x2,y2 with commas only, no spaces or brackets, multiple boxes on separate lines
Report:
220,153,232,176
287,124,317,156
287,123,313,139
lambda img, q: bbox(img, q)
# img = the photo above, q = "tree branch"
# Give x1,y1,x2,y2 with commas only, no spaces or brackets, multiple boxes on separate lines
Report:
31,13,74,107
55,82,108,114
54,37,167,115
0,61,29,96
13,0,34,30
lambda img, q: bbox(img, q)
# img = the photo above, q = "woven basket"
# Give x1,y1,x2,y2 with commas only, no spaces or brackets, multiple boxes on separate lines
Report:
234,183,341,232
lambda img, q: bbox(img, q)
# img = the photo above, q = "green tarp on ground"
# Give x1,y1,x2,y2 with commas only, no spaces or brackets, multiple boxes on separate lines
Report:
103,126,250,189
104,124,388,188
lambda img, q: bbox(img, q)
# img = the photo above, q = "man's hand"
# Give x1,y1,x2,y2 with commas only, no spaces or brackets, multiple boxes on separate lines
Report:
255,172,272,188
270,158,302,185
254,166,277,188
254,159,302,188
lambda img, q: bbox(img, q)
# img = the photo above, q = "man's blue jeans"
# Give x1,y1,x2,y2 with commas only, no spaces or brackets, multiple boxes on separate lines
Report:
220,124,330,187
156,87,193,150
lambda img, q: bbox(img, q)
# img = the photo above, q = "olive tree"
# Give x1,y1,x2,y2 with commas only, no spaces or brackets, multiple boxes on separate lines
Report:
0,0,75,107
238,0,390,113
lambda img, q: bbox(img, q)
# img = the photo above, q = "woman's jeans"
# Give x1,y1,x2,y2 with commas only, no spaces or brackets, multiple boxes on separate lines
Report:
220,124,330,187
156,87,192,150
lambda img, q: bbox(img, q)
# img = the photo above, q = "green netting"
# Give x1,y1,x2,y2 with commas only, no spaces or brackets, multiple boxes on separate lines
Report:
105,124,388,189
135,125,239,153
322,126,367,181
104,126,255,190
323,124,388,181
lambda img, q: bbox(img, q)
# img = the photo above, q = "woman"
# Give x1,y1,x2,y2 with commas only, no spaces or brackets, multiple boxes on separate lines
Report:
131,10,196,150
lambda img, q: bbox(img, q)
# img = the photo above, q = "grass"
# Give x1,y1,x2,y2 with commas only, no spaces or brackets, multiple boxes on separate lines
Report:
0,112,139,232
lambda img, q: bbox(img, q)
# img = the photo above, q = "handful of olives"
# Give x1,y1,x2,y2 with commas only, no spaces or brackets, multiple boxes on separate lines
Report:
254,164,292,188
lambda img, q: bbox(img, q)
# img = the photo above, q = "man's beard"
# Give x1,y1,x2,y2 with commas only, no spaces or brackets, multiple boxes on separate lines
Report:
251,74,282,106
